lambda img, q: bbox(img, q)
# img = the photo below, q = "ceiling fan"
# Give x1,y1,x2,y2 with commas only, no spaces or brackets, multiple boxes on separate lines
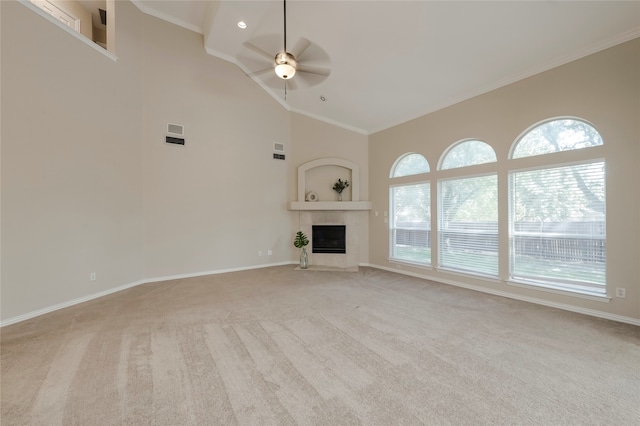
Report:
241,0,331,92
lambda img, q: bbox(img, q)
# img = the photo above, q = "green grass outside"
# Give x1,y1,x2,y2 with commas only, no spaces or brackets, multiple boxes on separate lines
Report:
392,244,605,285
392,245,431,264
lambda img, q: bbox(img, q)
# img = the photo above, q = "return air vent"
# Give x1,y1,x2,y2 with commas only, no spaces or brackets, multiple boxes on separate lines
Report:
166,136,185,145
273,142,285,153
167,123,184,136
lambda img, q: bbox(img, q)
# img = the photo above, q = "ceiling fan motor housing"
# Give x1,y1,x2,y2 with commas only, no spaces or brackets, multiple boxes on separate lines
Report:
275,51,297,79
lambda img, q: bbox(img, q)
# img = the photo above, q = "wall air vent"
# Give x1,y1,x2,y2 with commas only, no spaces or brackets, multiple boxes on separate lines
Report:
167,123,184,136
166,136,185,145
274,142,285,153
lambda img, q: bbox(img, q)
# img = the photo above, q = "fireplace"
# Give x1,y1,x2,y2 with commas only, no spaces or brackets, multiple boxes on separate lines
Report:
312,225,346,254
300,211,361,270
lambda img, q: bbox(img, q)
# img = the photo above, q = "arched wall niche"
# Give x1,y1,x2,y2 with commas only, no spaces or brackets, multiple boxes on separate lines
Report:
297,157,361,202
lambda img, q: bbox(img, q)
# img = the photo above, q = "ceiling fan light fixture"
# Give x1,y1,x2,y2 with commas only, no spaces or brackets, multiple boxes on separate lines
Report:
274,51,297,79
275,63,295,79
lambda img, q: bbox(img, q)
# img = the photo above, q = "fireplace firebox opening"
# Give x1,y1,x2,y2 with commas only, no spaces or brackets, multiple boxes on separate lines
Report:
312,225,346,254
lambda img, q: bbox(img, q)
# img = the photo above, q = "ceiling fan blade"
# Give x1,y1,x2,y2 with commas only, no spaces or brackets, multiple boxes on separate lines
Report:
297,64,331,77
249,67,275,77
291,37,311,59
242,41,275,62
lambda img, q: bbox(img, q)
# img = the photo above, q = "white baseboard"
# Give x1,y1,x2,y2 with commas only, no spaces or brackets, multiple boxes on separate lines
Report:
0,261,297,328
0,279,146,328
146,261,296,284
3,261,637,328
363,263,640,327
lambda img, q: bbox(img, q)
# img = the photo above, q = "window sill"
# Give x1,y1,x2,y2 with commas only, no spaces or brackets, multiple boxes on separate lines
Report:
435,267,501,284
388,258,432,269
507,280,611,303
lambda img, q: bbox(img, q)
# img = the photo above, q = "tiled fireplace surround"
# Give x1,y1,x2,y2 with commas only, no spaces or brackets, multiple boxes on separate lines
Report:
289,158,372,271
299,211,360,271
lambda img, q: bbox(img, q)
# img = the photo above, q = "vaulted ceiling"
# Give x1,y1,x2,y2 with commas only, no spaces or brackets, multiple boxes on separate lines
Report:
131,1,640,135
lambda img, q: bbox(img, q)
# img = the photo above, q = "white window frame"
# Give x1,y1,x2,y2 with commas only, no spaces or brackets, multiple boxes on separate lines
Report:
507,117,606,298
389,181,432,267
437,172,499,279
508,159,606,297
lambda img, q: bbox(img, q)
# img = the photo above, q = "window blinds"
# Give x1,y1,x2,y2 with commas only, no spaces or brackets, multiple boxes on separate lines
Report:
510,161,606,293
438,175,498,277
390,183,431,265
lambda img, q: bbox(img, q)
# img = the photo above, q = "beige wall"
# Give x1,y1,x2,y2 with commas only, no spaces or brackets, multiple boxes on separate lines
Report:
369,39,640,321
0,1,368,322
1,0,144,320
140,13,292,278
2,0,636,324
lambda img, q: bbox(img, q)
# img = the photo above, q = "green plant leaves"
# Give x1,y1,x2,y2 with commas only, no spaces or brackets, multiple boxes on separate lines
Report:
294,231,309,248
332,178,350,194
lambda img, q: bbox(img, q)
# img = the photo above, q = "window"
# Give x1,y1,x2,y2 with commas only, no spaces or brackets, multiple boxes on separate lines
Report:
512,118,602,158
391,153,429,177
390,183,431,265
440,140,497,170
390,154,430,265
509,119,606,295
384,119,607,299
438,175,498,277
438,140,498,277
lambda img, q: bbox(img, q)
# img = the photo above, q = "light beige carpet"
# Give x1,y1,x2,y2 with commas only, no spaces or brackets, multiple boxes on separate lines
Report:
2,266,639,425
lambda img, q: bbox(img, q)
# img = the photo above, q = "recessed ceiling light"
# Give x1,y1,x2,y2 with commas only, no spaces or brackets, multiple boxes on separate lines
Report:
237,21,247,29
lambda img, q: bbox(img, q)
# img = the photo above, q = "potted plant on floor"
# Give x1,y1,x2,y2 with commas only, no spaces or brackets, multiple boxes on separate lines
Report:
332,178,350,201
294,231,309,269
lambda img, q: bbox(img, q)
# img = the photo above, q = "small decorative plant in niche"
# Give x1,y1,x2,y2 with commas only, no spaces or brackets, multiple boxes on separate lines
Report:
332,179,350,201
294,231,309,269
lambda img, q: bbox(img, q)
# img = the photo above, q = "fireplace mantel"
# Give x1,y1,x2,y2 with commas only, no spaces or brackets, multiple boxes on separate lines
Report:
289,201,371,211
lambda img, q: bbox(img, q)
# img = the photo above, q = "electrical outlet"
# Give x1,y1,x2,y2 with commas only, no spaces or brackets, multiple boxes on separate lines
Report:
258,251,263,257
90,273,96,281
616,288,626,298
268,250,273,256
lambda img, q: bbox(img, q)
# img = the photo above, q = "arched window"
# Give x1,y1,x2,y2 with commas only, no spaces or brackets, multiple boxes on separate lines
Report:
511,118,602,159
440,140,496,170
390,153,429,177
509,118,606,295
390,153,431,266
437,140,499,277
